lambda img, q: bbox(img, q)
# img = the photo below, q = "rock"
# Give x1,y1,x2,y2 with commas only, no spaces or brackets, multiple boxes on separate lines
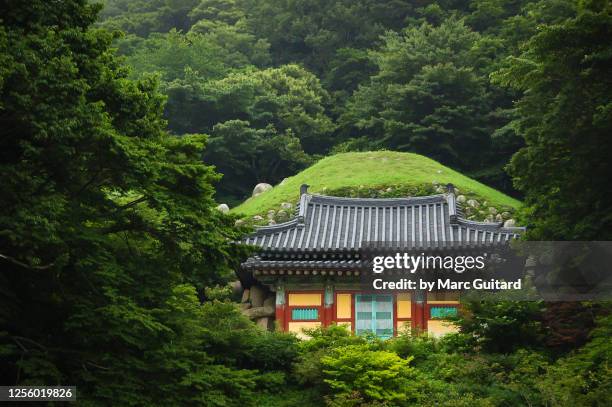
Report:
243,305,275,319
436,170,442,174
234,219,245,227
263,296,275,308
454,187,460,194
456,195,467,203
256,317,271,330
435,186,445,193
488,207,498,215
467,199,480,208
231,280,242,297
485,215,494,222
268,220,276,225
501,211,511,219
252,183,273,197
280,202,293,210
495,214,503,222
240,303,252,311
276,210,287,219
241,288,250,303
250,285,266,307
216,203,229,213
267,210,276,219
253,215,263,221
504,219,516,228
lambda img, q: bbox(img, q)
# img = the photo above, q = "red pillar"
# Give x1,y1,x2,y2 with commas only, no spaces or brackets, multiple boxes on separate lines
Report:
411,290,426,333
275,304,285,331
323,304,333,327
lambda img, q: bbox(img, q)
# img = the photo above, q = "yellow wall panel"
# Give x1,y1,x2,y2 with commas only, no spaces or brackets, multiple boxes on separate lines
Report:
397,320,412,334
397,293,411,318
288,321,321,339
427,320,459,337
336,294,352,319
288,293,322,306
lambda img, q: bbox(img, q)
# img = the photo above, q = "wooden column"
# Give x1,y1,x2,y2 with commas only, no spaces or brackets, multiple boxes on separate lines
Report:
275,280,286,331
412,290,426,333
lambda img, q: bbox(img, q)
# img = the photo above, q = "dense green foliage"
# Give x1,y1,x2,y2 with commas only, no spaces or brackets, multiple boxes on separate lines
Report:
496,0,612,240
95,0,580,202
0,1,281,404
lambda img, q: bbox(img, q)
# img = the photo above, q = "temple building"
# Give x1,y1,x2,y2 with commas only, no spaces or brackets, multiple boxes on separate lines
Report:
238,184,524,338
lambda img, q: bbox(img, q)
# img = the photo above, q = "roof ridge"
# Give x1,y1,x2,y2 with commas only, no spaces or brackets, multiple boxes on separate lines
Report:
251,217,304,236
306,193,448,206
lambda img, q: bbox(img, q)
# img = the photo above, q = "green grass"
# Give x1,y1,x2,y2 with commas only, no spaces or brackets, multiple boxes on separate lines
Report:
232,151,520,217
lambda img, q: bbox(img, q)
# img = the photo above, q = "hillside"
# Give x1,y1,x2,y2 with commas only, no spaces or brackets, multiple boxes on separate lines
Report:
232,151,520,223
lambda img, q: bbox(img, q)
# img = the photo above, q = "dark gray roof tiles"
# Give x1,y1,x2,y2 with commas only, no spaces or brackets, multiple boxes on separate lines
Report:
243,191,524,252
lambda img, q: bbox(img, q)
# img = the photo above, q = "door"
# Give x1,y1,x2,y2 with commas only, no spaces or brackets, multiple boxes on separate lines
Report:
355,294,394,339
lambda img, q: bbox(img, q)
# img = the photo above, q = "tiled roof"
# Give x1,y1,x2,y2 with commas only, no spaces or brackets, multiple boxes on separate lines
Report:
243,185,524,254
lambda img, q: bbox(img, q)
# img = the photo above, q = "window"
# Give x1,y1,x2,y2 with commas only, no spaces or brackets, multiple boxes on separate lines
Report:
430,306,458,319
291,308,319,320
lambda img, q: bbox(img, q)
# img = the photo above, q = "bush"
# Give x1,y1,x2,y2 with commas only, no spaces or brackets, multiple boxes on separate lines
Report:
320,344,415,405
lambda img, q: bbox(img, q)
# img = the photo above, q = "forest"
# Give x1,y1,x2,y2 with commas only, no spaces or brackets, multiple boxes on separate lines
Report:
0,0,611,405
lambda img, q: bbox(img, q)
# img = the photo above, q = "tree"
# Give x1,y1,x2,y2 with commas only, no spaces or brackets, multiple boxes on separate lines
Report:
495,0,612,240
196,65,334,201
341,18,507,174
204,120,311,201
0,1,254,403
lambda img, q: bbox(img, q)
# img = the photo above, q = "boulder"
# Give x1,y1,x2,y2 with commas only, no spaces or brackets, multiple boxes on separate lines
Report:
456,195,467,203
241,288,250,303
268,220,276,225
234,219,245,227
280,202,293,210
488,207,498,215
256,317,271,330
495,214,503,222
276,210,287,219
501,211,511,219
243,305,275,319
252,215,263,221
467,199,480,208
252,183,273,197
263,296,275,308
250,285,266,307
504,219,516,228
267,210,276,219
216,203,229,214
230,280,242,297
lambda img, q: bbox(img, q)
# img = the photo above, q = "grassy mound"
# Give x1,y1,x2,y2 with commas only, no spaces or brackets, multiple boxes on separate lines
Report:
232,151,520,220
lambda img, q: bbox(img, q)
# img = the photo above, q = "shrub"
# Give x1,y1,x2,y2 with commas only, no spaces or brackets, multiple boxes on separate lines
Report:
320,344,415,405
